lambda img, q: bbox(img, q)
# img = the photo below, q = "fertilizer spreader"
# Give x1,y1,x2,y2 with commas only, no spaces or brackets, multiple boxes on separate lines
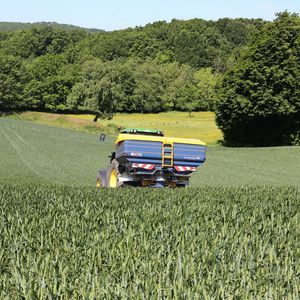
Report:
96,128,206,188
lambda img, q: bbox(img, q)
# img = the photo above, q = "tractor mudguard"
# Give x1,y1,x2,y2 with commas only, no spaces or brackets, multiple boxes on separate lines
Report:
96,170,107,187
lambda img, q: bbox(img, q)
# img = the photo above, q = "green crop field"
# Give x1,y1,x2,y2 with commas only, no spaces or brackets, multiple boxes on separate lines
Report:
0,118,114,186
1,116,300,298
0,184,299,299
1,117,300,187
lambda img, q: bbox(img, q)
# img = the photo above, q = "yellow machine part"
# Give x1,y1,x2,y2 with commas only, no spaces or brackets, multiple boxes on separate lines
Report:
162,142,174,167
109,169,118,188
115,134,206,146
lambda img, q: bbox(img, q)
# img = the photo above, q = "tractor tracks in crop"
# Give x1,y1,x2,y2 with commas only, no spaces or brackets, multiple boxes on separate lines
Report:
1,127,44,180
1,125,69,184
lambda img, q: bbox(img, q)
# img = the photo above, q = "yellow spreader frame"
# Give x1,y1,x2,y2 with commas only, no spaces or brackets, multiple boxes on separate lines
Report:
115,134,206,146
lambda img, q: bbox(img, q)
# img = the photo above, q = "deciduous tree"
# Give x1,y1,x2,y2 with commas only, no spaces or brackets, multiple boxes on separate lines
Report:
216,12,300,145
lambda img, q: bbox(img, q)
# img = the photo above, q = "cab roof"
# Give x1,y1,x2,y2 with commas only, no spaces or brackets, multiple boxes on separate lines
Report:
120,128,164,136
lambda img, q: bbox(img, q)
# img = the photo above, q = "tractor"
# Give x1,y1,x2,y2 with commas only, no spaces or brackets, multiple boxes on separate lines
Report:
96,128,206,188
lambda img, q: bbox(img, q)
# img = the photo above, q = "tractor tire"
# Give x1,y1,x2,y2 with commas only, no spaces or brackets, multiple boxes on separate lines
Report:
96,170,107,187
105,159,121,188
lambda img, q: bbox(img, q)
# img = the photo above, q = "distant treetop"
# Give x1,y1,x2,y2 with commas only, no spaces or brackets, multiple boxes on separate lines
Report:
0,21,104,33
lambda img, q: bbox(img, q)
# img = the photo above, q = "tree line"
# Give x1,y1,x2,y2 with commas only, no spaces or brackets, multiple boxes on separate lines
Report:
0,13,299,145
0,21,103,32
0,17,263,114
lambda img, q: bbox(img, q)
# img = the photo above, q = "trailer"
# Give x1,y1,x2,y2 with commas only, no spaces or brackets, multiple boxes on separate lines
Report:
96,128,206,188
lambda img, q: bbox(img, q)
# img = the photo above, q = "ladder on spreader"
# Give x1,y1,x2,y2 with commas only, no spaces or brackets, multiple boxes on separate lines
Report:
162,142,174,167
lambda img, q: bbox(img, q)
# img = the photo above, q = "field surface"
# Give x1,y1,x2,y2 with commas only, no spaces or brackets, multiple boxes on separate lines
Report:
1,117,300,186
1,184,299,299
0,118,114,186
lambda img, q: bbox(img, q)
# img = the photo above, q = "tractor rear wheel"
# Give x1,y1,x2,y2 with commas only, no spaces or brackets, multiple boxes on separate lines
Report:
105,159,121,188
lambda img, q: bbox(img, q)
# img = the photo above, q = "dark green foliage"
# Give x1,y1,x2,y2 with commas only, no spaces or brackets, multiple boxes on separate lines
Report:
67,58,217,115
216,12,300,146
215,18,266,47
2,27,87,58
0,17,263,115
67,58,133,115
0,52,27,110
24,54,73,110
2,15,299,146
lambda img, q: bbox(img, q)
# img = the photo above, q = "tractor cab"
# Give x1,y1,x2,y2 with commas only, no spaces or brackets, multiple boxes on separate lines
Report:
120,128,164,137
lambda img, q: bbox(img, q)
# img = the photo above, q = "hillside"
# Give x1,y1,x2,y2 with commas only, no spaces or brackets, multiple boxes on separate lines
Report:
1,117,299,187
0,21,104,32
0,17,266,115
1,14,299,147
